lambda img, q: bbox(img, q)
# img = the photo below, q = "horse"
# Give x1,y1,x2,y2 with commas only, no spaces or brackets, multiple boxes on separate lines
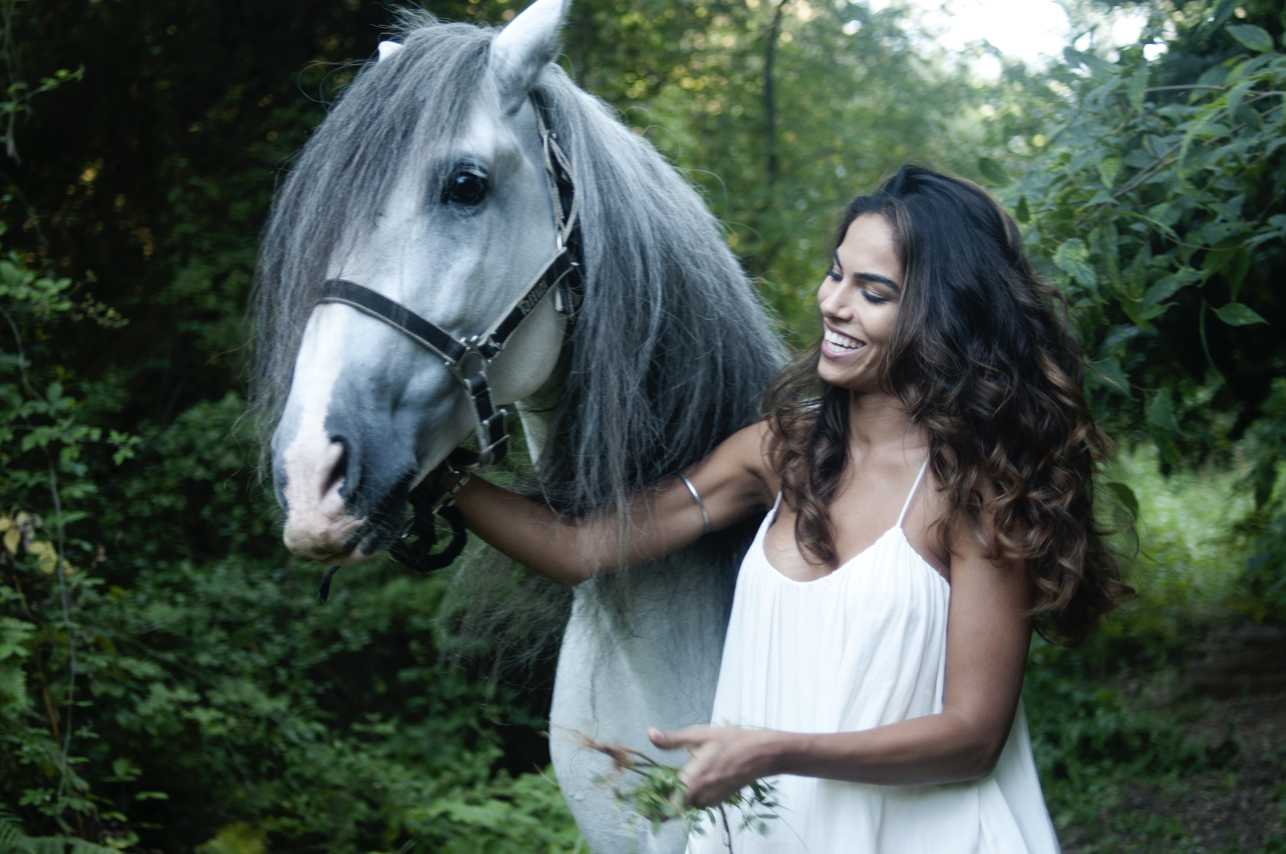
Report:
252,0,784,849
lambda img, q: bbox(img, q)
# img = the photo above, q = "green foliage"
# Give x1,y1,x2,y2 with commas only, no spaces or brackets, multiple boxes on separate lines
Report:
1,260,583,847
1027,447,1251,830
1005,0,1286,620
0,29,581,844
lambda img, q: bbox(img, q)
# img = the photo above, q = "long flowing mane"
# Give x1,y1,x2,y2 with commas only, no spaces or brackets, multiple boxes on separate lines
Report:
252,13,785,654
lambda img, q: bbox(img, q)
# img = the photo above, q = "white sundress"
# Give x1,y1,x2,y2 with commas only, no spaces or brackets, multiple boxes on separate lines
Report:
686,460,1061,854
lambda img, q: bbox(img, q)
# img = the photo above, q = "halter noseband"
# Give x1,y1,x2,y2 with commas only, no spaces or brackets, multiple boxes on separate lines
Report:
310,92,582,598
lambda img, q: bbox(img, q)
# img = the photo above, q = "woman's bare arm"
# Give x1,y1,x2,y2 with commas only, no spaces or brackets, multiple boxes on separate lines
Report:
453,421,776,586
650,512,1032,805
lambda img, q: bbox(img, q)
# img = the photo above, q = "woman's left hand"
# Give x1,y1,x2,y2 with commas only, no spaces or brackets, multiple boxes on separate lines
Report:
648,725,780,808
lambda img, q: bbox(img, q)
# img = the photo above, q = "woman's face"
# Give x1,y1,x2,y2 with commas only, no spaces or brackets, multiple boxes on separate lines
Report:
817,213,904,393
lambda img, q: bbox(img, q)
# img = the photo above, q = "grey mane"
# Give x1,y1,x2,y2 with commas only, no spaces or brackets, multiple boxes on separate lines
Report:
251,12,785,658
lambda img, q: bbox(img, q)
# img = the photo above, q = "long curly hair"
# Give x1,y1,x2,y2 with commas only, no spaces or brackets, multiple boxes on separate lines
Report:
765,165,1131,647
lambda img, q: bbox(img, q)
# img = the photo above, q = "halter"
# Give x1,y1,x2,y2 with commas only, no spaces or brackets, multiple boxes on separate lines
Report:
311,92,582,599
315,92,581,470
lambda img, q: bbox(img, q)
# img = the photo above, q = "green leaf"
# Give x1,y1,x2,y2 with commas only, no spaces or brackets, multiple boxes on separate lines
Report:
977,157,1010,187
1082,54,1121,77
1014,195,1030,224
1127,68,1149,113
1091,359,1131,397
196,823,266,854
1097,156,1121,188
1206,0,1240,33
1053,239,1097,289
1226,24,1275,54
1104,481,1139,521
1214,302,1267,325
1233,102,1263,132
1137,274,1186,318
1147,389,1180,434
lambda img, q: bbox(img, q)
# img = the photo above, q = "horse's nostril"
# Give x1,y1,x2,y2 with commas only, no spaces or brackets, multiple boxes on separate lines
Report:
324,439,349,496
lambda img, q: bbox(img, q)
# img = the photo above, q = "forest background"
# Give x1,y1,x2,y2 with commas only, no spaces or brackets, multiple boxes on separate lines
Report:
0,0,1283,851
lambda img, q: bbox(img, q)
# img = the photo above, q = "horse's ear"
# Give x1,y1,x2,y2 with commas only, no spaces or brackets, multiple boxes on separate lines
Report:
377,41,403,62
489,0,569,114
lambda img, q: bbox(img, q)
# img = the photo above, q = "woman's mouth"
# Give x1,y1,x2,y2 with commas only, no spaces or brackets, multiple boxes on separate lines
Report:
822,327,864,358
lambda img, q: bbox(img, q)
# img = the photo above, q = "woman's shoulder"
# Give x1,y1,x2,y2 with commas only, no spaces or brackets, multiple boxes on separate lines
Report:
708,420,779,494
726,419,775,468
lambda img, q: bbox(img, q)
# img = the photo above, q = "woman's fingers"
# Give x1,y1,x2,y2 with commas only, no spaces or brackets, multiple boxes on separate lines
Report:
648,725,758,809
648,725,709,750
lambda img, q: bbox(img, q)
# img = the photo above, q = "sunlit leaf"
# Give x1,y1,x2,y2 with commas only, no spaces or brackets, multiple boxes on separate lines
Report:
1097,156,1121,188
1053,239,1096,288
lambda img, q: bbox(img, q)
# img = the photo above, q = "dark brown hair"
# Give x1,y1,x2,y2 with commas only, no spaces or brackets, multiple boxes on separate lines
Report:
765,165,1132,646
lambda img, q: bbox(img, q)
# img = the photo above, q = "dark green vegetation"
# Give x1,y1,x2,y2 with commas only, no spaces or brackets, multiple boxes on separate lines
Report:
0,0,1282,851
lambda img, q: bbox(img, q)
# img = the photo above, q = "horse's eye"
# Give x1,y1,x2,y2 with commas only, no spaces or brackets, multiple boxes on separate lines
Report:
442,170,488,206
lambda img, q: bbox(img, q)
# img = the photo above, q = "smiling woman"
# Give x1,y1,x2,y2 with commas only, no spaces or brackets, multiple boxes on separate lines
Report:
441,164,1132,851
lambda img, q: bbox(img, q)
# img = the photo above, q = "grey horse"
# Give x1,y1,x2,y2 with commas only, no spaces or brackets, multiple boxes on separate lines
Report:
253,0,784,848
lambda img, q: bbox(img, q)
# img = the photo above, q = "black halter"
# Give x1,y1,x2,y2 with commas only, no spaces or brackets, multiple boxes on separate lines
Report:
312,92,582,600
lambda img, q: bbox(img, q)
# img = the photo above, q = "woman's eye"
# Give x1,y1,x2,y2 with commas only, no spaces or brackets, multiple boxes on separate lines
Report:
442,171,488,206
861,289,890,305
827,269,843,281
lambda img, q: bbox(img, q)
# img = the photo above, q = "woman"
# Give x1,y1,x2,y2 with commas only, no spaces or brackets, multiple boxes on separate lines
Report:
442,165,1130,852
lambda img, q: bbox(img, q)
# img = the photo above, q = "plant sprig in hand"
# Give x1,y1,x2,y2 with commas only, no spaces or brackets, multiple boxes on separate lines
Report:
568,731,781,849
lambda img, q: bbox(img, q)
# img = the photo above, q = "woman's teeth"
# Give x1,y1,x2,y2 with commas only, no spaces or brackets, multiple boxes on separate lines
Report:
824,328,862,351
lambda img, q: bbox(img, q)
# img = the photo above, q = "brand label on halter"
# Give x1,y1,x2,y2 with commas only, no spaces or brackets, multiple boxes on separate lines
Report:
517,282,548,316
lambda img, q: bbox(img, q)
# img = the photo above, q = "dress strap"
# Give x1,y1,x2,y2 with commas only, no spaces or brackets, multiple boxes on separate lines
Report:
896,457,931,529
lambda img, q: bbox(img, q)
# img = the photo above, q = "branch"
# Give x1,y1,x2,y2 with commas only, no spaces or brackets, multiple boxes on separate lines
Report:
762,0,787,192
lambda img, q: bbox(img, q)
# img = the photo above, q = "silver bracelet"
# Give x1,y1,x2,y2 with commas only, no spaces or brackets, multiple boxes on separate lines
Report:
679,473,711,535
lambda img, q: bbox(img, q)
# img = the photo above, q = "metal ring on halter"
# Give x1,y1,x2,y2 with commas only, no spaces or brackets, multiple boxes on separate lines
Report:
679,473,711,535
438,465,471,508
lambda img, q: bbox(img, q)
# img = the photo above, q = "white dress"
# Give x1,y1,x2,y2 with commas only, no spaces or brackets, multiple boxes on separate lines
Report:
686,461,1061,854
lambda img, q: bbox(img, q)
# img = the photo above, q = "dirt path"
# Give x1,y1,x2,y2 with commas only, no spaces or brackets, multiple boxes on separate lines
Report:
1062,626,1286,853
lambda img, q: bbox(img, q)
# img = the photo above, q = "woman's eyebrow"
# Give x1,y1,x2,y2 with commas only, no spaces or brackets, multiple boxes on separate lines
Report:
833,252,901,292
854,272,901,292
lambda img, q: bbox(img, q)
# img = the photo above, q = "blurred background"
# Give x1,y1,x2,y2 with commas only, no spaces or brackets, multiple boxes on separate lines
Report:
0,0,1282,851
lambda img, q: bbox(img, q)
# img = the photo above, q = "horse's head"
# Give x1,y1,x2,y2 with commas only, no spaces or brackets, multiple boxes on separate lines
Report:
260,0,573,564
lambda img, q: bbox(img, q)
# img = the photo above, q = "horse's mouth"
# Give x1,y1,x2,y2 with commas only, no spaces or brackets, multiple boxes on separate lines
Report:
307,517,408,566
282,510,370,563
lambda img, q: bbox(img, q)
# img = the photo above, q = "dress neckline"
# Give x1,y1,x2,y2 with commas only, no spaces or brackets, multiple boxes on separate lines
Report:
759,458,947,587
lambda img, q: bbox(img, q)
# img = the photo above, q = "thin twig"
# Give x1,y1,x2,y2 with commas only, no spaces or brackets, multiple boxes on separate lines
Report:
1143,84,1225,93
48,455,77,802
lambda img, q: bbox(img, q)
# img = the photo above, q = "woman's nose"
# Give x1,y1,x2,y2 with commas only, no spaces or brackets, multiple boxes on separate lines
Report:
819,284,852,319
